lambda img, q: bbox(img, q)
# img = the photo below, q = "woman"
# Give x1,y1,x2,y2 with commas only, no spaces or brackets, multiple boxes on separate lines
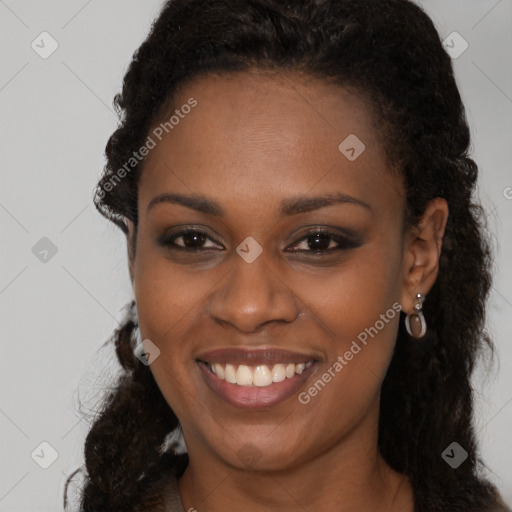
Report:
65,0,510,510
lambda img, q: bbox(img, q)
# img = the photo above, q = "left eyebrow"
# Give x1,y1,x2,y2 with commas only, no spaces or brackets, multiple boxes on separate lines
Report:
280,192,372,215
146,191,372,216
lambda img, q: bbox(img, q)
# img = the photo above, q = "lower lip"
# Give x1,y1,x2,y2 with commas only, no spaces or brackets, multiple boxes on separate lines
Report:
198,361,317,409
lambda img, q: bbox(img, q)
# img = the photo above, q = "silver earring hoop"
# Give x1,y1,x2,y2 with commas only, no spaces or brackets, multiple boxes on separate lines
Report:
405,292,427,338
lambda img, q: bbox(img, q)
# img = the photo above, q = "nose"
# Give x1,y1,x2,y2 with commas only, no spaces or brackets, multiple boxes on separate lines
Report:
207,253,301,333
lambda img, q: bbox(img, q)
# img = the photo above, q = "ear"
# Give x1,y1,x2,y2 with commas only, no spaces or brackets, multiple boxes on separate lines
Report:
125,218,137,286
400,197,449,313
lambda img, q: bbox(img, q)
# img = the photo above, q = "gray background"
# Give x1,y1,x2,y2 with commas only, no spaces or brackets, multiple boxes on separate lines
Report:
0,1,511,510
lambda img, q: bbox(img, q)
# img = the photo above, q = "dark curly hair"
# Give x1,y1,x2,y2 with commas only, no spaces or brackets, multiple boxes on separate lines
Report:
64,0,509,510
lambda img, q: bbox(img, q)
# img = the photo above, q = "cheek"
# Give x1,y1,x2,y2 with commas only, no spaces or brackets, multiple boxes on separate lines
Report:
301,242,403,387
133,242,214,341
290,269,401,448
132,245,204,420
299,240,402,340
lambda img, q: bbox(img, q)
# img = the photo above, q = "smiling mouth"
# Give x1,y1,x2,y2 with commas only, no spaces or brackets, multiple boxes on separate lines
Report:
198,361,315,387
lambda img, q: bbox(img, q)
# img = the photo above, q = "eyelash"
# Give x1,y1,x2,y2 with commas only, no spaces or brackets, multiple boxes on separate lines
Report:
158,227,362,255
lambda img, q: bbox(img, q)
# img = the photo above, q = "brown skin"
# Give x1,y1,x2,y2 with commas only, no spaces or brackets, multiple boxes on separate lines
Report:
125,69,448,511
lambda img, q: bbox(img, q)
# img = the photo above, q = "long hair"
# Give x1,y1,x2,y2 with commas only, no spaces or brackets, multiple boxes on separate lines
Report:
65,1,508,510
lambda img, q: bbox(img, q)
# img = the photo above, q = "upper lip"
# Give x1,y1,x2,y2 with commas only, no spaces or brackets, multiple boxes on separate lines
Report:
196,347,320,365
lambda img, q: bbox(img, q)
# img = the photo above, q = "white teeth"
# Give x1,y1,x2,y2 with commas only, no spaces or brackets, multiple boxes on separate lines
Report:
285,363,295,379
225,364,237,384
272,364,286,383
236,365,253,386
208,361,313,387
253,365,273,386
214,363,225,380
295,363,306,375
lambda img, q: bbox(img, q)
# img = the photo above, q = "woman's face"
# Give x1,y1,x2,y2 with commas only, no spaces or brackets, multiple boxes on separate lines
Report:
129,70,414,472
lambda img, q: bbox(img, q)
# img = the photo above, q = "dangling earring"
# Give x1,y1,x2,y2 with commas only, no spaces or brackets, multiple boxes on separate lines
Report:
405,292,426,338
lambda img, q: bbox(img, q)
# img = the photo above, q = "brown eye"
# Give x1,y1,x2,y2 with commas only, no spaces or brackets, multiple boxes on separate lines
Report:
177,231,208,249
286,230,362,254
158,229,222,251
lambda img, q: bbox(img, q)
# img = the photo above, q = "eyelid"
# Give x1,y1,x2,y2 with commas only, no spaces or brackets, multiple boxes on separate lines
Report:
287,224,361,244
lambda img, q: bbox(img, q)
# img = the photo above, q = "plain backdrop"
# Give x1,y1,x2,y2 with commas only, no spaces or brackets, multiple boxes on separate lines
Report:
0,1,511,510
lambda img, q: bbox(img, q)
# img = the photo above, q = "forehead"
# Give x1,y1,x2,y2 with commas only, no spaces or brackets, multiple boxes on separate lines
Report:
139,69,402,220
